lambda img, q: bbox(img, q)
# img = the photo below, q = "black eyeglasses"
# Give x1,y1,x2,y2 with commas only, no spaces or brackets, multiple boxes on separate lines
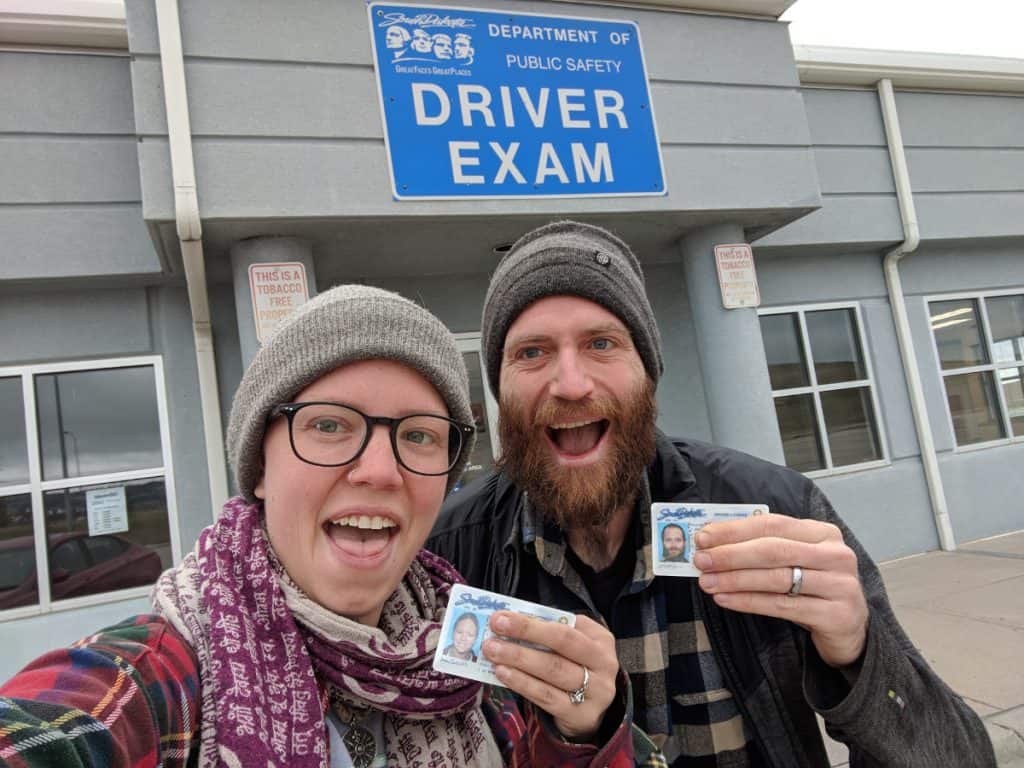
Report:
269,402,474,476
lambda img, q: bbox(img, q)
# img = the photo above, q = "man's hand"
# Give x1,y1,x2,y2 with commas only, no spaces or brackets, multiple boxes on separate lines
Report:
694,515,869,668
481,612,619,742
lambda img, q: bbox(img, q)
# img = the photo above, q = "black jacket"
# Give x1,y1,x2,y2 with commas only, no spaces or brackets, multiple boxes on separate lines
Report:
428,433,995,767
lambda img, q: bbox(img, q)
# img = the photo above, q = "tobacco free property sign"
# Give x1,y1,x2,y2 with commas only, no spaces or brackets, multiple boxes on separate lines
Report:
368,3,666,199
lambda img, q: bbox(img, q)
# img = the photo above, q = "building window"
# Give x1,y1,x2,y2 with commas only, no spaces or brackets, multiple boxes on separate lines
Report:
759,305,887,475
928,291,1024,447
452,335,501,492
0,358,178,619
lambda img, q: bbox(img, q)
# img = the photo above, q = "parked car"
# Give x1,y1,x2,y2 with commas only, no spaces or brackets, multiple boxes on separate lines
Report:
0,532,163,610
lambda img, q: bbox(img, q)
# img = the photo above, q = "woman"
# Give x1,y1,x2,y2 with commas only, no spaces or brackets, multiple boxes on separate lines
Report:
443,612,480,662
0,286,633,767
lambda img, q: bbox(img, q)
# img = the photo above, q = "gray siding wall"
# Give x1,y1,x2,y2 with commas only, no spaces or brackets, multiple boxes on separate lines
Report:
754,250,935,558
902,242,1024,543
0,52,160,280
755,237,1024,557
757,86,1024,249
0,284,216,679
755,87,901,250
754,86,1024,555
124,0,820,224
899,91,1024,242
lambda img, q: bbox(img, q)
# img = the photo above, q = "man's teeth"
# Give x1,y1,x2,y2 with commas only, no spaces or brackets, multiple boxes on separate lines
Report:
330,515,397,530
551,419,600,430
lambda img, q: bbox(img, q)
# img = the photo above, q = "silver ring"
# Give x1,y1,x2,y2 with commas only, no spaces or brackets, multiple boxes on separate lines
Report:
567,665,590,705
788,566,804,596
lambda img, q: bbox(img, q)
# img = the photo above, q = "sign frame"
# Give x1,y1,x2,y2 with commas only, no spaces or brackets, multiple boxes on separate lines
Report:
367,2,667,201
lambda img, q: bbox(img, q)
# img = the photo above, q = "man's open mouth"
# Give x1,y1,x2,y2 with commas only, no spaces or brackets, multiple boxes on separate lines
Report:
324,515,397,559
546,418,610,456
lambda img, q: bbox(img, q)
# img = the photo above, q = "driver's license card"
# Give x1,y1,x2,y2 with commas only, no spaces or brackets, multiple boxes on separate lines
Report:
651,502,769,577
433,583,576,686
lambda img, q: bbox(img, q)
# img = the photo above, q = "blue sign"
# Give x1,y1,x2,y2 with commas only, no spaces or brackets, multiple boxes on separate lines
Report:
367,3,666,200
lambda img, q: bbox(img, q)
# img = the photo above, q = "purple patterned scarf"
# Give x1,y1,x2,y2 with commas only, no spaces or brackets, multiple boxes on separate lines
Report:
152,496,501,767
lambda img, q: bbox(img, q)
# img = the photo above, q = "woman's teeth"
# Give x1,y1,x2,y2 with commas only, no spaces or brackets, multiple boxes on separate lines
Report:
330,515,396,531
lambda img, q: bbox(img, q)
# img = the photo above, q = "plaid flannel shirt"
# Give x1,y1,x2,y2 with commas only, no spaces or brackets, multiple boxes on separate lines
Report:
0,614,639,768
519,491,762,767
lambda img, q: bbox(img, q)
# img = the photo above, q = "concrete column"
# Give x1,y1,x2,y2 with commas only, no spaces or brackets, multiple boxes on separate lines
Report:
230,237,316,368
679,223,785,464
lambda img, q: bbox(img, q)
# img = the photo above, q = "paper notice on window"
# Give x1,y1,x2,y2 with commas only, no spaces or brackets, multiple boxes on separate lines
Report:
87,486,129,536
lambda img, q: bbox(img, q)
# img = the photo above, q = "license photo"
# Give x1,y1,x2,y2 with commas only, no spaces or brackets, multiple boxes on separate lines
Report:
651,502,768,577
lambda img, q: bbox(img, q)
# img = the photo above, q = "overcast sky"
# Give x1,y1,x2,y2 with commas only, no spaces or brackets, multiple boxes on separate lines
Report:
781,0,1024,59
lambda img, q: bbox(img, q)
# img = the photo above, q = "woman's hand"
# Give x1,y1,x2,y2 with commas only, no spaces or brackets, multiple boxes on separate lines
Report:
481,612,619,742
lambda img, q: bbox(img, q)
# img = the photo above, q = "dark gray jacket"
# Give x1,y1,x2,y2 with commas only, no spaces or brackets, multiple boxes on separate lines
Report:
428,433,995,767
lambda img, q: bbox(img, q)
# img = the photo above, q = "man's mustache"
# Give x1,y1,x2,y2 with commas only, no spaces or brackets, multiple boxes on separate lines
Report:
530,397,618,428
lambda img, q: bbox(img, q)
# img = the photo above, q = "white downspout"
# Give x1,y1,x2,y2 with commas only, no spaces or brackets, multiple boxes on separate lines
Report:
877,78,955,551
155,0,230,519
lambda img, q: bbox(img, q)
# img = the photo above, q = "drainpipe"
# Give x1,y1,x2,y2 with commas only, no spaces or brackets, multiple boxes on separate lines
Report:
877,78,955,551
155,0,229,520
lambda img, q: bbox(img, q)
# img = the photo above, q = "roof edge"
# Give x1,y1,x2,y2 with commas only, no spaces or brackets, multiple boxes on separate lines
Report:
795,44,1024,94
550,0,795,19
0,1,126,50
0,0,796,52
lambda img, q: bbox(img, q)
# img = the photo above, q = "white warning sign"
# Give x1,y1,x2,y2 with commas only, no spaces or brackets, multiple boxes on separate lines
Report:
714,244,760,309
249,262,309,342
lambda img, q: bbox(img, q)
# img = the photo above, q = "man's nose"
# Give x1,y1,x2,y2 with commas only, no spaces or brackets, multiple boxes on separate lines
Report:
346,425,403,488
549,348,594,401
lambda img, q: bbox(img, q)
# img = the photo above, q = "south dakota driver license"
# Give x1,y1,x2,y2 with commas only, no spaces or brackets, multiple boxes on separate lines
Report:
433,583,576,686
651,502,769,577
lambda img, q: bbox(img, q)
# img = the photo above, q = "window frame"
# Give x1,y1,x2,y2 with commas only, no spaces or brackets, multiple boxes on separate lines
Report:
924,287,1024,453
758,302,890,478
453,333,502,462
0,356,180,622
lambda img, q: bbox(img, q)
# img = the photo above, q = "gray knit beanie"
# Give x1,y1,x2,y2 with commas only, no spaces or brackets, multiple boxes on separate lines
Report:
482,220,663,397
227,284,473,501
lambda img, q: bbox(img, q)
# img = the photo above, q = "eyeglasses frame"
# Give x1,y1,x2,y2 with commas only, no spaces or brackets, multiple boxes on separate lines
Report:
269,401,475,476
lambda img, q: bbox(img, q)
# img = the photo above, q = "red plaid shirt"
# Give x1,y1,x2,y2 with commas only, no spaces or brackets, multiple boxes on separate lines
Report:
1,614,645,767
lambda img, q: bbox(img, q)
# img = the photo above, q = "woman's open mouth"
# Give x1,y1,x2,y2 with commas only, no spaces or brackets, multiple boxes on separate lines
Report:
545,418,610,460
324,514,398,562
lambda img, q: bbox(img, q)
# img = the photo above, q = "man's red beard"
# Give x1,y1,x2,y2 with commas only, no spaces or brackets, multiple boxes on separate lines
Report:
497,378,657,532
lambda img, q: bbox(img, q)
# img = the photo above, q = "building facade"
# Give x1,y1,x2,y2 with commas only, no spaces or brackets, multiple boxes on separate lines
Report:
1,0,1022,678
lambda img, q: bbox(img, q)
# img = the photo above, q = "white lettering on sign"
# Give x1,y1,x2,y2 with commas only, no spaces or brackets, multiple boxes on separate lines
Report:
249,262,310,342
446,140,612,185
714,244,760,309
412,83,627,130
487,22,598,44
410,82,625,185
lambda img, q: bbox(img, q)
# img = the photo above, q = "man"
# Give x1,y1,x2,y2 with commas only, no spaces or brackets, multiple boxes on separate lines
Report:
660,524,687,563
428,221,994,767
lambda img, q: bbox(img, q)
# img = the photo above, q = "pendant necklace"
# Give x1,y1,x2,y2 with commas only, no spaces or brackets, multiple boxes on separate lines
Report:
329,691,377,768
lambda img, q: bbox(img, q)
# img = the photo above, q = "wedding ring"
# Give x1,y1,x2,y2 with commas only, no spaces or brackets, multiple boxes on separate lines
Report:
788,566,804,596
567,665,590,705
